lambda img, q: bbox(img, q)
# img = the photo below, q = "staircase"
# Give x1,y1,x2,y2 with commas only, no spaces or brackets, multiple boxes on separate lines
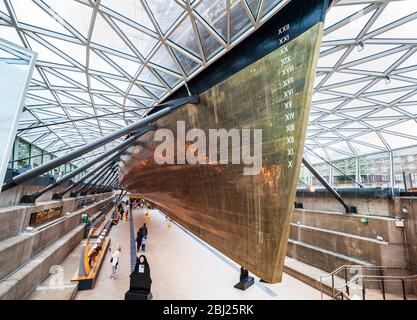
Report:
322,265,417,300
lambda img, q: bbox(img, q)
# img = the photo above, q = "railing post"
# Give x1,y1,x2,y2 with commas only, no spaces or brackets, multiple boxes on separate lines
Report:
379,268,386,300
344,267,350,296
332,274,335,299
362,277,366,300
402,279,406,300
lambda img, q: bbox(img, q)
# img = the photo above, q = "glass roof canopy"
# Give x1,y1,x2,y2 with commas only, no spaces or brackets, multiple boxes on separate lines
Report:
1,0,417,168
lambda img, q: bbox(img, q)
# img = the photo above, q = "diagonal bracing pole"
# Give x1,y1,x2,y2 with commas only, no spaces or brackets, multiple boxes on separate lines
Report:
2,96,198,192
20,132,139,204
302,158,356,214
52,151,122,200
69,163,117,198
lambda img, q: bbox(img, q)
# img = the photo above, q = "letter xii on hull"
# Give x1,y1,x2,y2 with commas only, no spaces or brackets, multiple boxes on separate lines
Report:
120,0,328,283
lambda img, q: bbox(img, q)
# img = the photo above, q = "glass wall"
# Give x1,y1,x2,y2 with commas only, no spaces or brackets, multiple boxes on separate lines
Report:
359,152,391,188
311,162,331,188
31,146,42,168
301,150,400,189
333,158,357,188
393,146,417,189
17,139,30,168
8,137,78,175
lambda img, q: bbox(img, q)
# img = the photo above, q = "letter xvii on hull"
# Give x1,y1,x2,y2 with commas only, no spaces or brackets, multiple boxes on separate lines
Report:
120,0,328,283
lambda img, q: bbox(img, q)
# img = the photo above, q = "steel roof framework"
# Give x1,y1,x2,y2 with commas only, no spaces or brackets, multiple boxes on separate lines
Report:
0,0,416,167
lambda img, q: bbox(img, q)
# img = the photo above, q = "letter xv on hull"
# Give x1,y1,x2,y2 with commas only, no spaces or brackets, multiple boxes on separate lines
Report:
120,21,324,283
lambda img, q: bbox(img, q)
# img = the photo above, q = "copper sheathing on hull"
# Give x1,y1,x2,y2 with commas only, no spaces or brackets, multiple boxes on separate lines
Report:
120,24,324,283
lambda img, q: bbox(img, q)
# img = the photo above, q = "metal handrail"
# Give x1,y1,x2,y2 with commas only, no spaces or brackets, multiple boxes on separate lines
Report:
320,265,367,299
333,273,417,301
320,265,410,300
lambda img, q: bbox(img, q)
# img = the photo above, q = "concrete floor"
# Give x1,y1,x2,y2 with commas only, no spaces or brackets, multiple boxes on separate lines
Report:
72,205,326,300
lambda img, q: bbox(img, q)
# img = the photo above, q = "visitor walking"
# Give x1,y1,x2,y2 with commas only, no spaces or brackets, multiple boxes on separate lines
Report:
140,235,147,252
109,245,121,280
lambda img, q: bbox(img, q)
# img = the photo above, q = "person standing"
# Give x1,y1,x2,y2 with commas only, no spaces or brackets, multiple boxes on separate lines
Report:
142,223,148,237
136,228,143,253
109,245,121,280
140,235,147,252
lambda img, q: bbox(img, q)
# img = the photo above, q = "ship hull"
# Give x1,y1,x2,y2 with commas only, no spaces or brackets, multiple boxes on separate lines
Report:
120,21,324,283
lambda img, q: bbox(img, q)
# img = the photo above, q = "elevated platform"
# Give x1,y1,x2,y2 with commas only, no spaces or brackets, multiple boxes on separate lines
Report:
0,193,114,300
296,187,401,217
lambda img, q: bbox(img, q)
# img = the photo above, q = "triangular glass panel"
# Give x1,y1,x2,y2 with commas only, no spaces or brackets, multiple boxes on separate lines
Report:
230,0,252,41
196,0,227,41
381,131,417,149
171,47,200,76
103,52,140,78
26,37,71,66
259,0,284,20
318,49,348,68
195,18,223,60
368,0,417,33
145,0,185,34
10,0,72,36
372,90,414,104
374,18,417,39
103,77,130,93
89,76,114,92
91,14,134,56
324,4,368,29
245,0,260,19
0,1,8,14
138,67,164,86
154,68,182,88
0,26,23,47
396,51,417,70
88,50,123,76
43,0,93,38
44,70,78,88
100,0,155,32
351,142,383,155
129,84,150,98
323,10,376,42
169,16,201,58
58,70,88,88
41,35,86,67
344,45,399,65
150,45,181,73
114,19,158,59
145,86,166,99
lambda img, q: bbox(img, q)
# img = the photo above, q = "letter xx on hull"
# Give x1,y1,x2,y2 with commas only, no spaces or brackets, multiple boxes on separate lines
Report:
120,0,329,283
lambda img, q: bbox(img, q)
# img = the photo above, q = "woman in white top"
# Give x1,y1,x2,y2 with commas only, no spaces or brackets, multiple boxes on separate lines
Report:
109,245,121,280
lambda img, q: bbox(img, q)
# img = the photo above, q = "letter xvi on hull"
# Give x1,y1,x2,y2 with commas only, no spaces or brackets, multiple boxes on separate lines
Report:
120,4,326,283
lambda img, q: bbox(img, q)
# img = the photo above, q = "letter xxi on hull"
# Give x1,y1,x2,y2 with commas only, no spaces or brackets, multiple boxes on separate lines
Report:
120,0,329,283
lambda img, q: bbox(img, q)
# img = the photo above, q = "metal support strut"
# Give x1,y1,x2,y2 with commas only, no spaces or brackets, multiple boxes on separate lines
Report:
302,158,357,214
2,96,199,193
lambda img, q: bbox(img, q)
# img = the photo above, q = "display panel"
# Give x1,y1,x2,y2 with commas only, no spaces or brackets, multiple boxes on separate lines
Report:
121,1,327,283
0,40,36,190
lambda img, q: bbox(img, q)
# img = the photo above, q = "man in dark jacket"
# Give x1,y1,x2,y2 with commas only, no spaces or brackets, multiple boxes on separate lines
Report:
142,223,148,238
136,228,143,252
